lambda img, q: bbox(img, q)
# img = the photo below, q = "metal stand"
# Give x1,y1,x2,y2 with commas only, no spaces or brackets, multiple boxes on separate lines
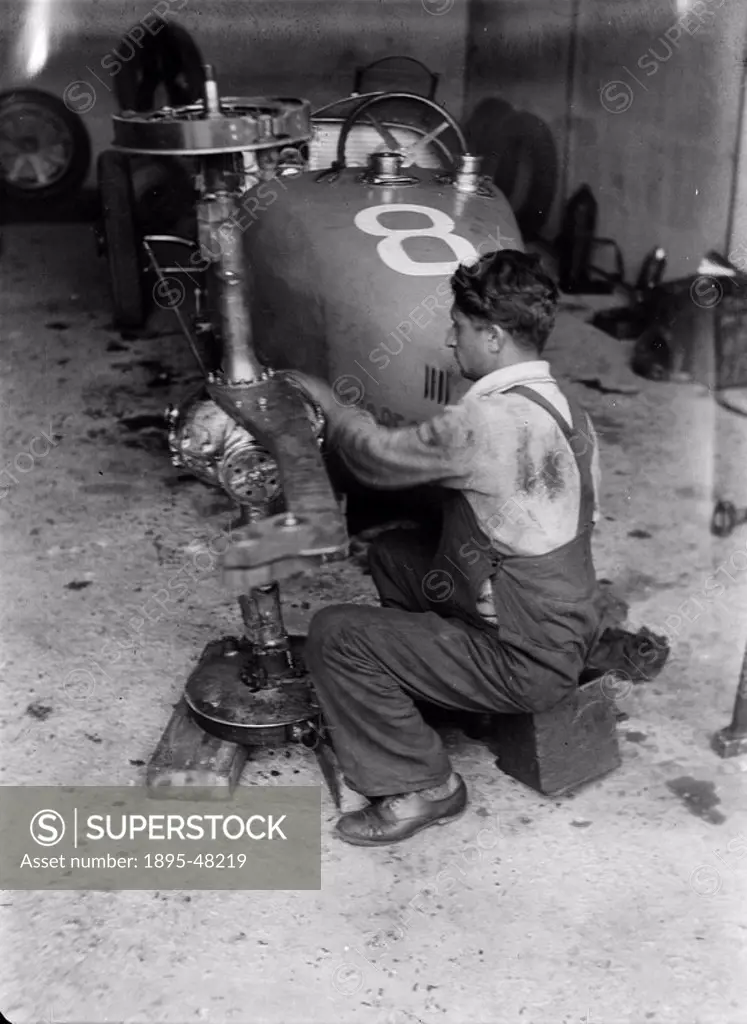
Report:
713,645,747,757
146,584,341,805
185,584,315,746
182,583,341,804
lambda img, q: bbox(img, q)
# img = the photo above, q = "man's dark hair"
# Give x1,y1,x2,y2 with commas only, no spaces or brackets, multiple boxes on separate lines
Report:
450,249,560,353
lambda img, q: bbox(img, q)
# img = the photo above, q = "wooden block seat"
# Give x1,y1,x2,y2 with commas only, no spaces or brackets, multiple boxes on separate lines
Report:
457,676,622,796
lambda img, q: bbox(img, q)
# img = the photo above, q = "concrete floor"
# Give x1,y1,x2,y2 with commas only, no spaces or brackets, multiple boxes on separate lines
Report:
1,224,746,1024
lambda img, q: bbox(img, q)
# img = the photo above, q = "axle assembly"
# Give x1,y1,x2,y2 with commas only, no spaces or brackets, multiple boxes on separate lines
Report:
111,68,347,800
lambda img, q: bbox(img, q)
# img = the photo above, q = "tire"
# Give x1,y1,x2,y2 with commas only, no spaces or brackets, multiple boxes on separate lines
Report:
493,109,558,239
133,155,195,235
113,20,205,112
464,97,514,179
97,150,149,329
465,97,558,239
0,88,91,203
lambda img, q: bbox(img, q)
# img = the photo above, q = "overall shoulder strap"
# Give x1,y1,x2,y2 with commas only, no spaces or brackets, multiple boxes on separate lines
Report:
507,384,596,533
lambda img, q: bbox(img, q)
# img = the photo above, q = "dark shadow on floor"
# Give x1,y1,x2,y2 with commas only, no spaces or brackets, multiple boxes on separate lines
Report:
0,186,99,224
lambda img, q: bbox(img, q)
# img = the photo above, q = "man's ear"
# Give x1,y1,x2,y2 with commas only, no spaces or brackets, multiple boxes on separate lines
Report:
485,326,505,354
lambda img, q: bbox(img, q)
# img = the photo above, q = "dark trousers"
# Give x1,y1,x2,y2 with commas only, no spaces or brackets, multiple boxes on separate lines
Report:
305,530,534,798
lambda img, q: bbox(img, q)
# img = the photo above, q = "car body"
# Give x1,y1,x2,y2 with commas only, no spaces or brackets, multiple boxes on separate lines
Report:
99,84,522,425
244,161,523,423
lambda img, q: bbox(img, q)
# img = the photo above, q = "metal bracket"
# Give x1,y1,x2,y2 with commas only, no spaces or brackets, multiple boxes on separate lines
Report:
112,95,312,156
207,376,348,588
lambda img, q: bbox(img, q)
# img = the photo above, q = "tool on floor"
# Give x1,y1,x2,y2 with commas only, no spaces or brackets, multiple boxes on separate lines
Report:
635,246,667,293
314,163,342,183
589,246,669,342
555,184,625,295
713,643,747,758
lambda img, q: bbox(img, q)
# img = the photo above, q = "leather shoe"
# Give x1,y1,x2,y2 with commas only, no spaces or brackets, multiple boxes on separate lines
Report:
335,775,468,847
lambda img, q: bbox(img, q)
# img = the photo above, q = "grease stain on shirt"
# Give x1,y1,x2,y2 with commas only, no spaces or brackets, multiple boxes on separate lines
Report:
541,449,565,499
516,424,537,495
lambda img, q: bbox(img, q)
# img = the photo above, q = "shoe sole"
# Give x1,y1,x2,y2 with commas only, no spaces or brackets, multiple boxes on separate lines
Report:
334,801,468,848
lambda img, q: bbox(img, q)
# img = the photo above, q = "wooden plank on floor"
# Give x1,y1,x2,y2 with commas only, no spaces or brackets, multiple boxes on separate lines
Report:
146,698,248,800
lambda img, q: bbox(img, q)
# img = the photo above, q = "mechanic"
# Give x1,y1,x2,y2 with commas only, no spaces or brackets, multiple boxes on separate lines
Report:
290,249,601,847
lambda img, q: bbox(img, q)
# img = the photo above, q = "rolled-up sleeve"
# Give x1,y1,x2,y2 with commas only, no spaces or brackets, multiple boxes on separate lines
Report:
325,403,480,490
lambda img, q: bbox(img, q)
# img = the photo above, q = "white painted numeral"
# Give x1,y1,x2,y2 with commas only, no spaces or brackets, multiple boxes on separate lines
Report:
354,203,478,276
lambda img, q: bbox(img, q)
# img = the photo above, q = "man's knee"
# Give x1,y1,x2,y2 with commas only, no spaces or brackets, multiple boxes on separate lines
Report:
370,527,423,562
307,603,381,661
306,604,353,655
306,603,398,669
306,604,388,698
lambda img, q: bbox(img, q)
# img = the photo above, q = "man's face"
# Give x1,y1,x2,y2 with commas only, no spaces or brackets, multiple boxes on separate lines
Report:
446,306,496,380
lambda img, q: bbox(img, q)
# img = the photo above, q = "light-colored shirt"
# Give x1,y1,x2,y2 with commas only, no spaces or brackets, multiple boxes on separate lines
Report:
326,359,601,558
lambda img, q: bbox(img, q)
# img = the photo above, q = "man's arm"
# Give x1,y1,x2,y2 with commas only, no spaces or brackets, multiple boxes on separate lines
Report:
283,371,480,490
326,403,479,490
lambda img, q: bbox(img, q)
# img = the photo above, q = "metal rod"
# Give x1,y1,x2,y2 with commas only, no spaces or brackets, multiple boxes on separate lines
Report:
203,64,221,118
142,234,200,248
238,583,293,686
249,583,289,649
199,158,263,384
151,264,206,276
143,241,208,377
713,638,747,757
238,593,261,645
728,651,747,735
725,27,747,255
561,0,582,224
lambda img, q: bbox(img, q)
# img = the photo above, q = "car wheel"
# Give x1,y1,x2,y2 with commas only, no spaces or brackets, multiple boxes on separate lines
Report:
114,19,205,112
0,89,91,203
97,150,150,329
493,109,559,239
465,97,558,239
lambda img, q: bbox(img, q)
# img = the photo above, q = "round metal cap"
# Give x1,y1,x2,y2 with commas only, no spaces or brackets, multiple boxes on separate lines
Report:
362,149,419,186
184,635,317,746
458,153,482,175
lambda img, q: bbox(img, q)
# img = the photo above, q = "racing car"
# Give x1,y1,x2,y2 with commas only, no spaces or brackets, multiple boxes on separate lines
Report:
96,64,522,535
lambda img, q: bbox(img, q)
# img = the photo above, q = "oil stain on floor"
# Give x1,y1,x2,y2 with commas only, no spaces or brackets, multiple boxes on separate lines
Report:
666,776,727,825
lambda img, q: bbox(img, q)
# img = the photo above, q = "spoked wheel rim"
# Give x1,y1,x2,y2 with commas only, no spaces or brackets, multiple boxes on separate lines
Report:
0,100,74,191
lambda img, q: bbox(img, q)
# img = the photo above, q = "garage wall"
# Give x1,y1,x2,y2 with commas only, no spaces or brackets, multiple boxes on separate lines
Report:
2,0,469,105
463,0,747,279
569,0,747,279
463,0,576,238
110,0,469,111
3,0,744,276
726,52,747,259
